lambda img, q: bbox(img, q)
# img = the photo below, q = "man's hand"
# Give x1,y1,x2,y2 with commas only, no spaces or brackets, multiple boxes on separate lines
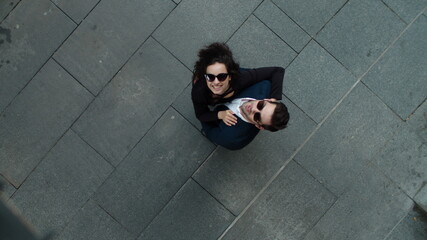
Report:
218,110,238,126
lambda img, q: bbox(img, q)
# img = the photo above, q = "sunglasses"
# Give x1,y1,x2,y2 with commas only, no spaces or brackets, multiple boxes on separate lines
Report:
204,73,229,82
253,100,266,124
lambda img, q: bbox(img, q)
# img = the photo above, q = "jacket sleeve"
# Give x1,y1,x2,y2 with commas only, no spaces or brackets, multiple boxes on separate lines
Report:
238,67,285,100
191,87,219,122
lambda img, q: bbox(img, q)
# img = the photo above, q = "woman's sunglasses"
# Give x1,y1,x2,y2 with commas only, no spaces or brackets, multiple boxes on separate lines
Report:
204,73,229,82
254,100,266,123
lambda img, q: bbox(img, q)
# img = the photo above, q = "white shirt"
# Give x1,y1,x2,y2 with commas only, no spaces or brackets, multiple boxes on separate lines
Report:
224,97,255,123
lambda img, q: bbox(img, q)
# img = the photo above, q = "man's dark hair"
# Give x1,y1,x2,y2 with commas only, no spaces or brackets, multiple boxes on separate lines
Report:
262,102,289,132
192,42,240,84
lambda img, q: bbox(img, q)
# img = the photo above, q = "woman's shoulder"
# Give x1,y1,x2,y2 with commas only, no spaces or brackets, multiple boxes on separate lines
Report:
191,81,209,102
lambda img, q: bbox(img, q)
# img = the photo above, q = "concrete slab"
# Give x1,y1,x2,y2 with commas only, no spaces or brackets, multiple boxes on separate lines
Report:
139,179,234,240
227,15,297,69
383,0,427,23
386,205,427,240
294,83,401,196
0,0,75,112
0,0,19,22
0,60,93,187
193,97,317,215
414,185,427,213
221,161,336,240
254,0,311,53
172,83,202,131
153,0,262,68
304,168,413,240
0,175,15,200
52,0,99,23
53,0,174,94
285,40,357,123
93,108,215,237
362,14,427,119
272,0,347,36
408,100,427,142
371,126,427,198
58,200,133,240
10,130,113,235
72,37,191,166
316,0,405,77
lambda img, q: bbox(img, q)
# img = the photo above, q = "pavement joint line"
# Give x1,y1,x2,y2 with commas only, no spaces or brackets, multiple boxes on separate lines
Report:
380,0,410,25
269,0,313,38
50,0,78,26
151,35,193,73
381,211,408,240
137,178,196,238
191,177,237,217
252,13,299,55
218,8,426,238
83,1,178,98
94,200,134,237
0,5,79,115
225,1,264,44
52,58,96,97
313,0,350,37
0,0,22,24
311,38,358,79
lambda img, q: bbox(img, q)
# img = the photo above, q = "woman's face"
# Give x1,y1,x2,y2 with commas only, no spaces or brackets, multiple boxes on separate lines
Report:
205,62,231,95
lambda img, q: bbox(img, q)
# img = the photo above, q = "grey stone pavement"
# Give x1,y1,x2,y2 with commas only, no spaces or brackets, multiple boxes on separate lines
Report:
1,0,427,239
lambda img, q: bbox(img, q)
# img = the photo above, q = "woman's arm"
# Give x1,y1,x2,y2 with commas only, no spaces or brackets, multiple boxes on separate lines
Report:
238,67,285,100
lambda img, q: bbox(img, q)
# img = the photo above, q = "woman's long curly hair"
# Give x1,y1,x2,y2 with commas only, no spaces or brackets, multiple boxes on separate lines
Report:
192,42,240,84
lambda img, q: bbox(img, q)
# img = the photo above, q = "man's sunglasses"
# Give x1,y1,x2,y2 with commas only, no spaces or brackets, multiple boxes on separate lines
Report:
204,73,229,82
254,100,266,124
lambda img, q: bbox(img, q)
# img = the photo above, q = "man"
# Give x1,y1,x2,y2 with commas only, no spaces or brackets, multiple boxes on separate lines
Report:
225,97,289,132
201,80,289,150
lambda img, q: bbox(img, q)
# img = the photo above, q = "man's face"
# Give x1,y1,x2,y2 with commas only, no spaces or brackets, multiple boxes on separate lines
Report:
240,100,276,129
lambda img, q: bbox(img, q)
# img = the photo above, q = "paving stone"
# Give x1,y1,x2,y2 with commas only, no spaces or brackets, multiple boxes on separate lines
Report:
371,126,427,198
0,0,19,22
0,175,15,199
383,0,427,23
139,179,234,240
58,200,133,240
316,0,406,77
285,40,357,123
362,14,427,119
93,108,215,237
414,185,427,212
0,60,93,187
172,83,202,131
294,83,401,196
386,205,427,240
222,161,336,240
193,97,317,215
52,0,100,23
408,100,427,142
53,0,174,95
72,38,191,166
10,130,113,235
153,0,262,68
172,0,181,4
254,0,311,53
0,0,75,112
304,168,413,240
272,0,347,36
227,15,296,69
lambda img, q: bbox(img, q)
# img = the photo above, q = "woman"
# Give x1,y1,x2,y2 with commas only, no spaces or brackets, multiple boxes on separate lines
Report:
191,42,285,127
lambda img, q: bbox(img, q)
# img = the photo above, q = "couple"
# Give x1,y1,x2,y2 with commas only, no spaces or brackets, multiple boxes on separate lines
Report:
191,42,289,150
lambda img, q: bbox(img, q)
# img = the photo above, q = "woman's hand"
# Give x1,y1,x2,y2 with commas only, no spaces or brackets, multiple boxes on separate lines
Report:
218,110,238,126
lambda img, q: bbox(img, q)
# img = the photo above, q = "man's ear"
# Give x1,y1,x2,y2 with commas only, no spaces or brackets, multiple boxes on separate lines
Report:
255,124,264,130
